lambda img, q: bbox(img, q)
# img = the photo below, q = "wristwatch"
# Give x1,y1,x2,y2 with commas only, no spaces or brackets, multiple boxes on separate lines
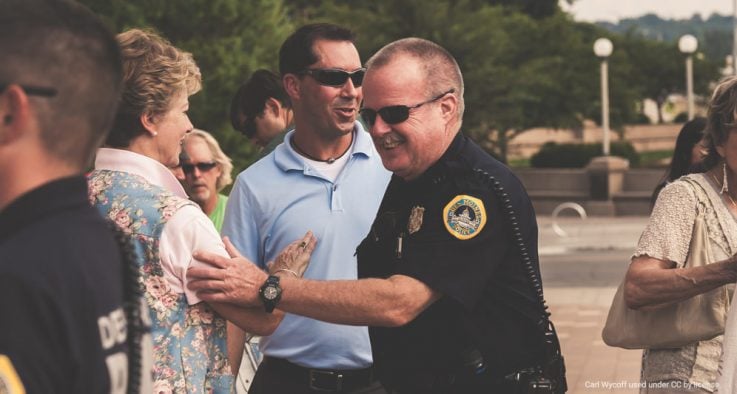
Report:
259,275,282,313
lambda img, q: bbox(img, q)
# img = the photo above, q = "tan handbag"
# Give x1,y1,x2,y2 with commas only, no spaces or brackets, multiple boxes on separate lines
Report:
601,179,730,349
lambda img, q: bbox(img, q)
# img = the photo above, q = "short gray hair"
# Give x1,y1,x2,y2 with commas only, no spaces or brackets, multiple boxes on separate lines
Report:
366,37,464,123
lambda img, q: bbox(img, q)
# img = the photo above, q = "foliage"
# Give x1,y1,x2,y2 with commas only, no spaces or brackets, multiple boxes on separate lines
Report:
76,0,726,171
78,0,295,175
479,0,558,19
597,13,733,63
530,141,640,168
638,149,674,168
300,0,613,162
616,31,721,123
673,112,689,123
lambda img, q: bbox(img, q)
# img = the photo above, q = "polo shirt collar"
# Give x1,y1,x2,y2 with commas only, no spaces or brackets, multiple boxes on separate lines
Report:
274,122,375,172
94,147,188,198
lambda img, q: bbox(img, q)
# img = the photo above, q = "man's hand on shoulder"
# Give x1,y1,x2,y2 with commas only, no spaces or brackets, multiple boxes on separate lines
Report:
187,237,267,307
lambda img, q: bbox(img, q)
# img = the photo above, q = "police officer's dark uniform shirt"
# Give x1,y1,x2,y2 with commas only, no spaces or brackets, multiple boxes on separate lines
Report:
357,132,547,390
0,176,128,394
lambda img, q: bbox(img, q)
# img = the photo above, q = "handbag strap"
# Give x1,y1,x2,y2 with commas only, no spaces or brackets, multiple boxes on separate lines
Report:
681,177,710,214
682,176,735,257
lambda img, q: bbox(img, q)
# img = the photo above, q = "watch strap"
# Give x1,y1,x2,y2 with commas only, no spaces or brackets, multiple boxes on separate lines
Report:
259,275,282,313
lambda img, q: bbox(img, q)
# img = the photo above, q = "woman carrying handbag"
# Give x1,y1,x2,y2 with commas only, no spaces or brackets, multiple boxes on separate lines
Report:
612,76,737,393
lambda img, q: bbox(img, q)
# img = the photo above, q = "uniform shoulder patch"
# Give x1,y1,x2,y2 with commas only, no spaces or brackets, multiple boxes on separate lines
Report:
443,194,487,240
0,354,25,394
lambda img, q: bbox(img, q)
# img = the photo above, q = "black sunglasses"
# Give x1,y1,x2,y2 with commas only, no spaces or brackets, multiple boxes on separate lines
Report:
360,89,455,127
0,83,57,97
182,161,218,174
300,68,366,87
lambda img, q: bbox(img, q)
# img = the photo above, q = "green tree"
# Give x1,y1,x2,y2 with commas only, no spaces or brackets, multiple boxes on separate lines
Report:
81,0,723,169
619,30,721,123
293,0,612,162
483,0,558,19
78,0,294,175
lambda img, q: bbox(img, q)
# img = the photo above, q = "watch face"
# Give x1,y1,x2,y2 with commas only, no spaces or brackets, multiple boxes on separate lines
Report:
263,286,279,300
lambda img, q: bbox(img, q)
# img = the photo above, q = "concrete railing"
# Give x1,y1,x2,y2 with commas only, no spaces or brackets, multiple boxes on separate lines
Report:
515,161,663,216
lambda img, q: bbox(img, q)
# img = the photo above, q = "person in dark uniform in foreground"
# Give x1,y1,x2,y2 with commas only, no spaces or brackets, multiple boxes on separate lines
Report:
188,37,566,394
0,0,146,392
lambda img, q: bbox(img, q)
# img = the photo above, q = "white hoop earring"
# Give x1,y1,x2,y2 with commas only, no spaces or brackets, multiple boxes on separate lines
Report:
723,162,730,194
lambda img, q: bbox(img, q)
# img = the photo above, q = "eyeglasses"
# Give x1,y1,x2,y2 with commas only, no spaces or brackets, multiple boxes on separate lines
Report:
299,68,366,87
0,83,57,97
182,162,218,174
360,89,455,127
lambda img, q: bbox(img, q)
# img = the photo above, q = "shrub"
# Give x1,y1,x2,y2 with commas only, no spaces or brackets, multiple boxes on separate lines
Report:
673,112,689,123
530,141,640,168
634,113,652,124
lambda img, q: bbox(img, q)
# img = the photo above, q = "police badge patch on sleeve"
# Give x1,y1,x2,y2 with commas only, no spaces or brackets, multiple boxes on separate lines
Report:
0,354,25,394
443,195,486,240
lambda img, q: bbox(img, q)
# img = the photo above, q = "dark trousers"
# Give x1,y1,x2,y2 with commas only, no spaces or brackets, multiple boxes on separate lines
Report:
249,357,387,394
382,369,514,394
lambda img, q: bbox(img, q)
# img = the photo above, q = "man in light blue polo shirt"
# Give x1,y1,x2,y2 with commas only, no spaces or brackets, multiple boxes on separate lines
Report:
222,23,390,393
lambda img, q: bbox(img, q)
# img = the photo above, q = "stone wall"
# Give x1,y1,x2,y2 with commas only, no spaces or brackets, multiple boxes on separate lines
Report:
514,166,663,216
508,123,681,160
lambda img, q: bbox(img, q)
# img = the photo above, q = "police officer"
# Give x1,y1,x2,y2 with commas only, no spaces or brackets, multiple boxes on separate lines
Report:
188,37,566,393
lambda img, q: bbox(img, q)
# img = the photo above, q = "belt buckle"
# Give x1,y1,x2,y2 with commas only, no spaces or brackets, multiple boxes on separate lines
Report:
309,370,343,392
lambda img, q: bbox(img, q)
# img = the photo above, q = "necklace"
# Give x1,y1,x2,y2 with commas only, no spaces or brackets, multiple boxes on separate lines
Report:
290,133,353,164
710,172,737,208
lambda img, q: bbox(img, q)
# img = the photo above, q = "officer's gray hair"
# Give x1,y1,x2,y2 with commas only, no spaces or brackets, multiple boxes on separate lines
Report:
366,37,465,124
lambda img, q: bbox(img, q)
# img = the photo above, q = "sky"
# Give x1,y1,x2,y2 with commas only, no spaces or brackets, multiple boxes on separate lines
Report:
559,0,734,23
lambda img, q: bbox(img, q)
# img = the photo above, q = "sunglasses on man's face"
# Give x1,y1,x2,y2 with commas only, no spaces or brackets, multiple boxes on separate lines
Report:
360,89,455,127
300,68,366,87
182,161,218,174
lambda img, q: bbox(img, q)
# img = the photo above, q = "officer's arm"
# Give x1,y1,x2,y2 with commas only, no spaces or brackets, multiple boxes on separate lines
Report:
188,245,440,326
276,274,442,327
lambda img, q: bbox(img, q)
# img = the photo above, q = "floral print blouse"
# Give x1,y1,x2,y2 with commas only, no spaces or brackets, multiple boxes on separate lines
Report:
89,158,233,393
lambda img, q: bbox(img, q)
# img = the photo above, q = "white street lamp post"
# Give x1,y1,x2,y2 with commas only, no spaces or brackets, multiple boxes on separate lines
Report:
594,38,613,156
679,34,698,121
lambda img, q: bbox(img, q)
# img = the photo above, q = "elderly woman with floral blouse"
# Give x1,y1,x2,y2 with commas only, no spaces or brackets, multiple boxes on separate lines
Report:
88,29,313,393
623,76,737,393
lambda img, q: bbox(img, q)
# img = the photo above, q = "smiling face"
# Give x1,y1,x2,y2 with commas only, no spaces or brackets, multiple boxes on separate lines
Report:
150,89,193,168
362,56,457,180
290,39,362,139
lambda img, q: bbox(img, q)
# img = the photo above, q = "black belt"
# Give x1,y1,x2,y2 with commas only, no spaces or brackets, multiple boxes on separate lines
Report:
262,356,375,392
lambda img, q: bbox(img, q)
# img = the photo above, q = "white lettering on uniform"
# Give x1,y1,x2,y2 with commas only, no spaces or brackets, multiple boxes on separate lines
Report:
98,307,127,350
106,352,128,394
111,308,127,345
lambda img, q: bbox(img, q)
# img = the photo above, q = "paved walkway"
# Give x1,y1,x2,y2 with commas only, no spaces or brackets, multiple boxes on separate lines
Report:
539,216,649,393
